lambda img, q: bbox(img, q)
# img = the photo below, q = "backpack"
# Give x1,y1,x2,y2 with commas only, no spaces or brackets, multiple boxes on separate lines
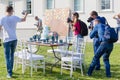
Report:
78,20,88,36
104,25,118,43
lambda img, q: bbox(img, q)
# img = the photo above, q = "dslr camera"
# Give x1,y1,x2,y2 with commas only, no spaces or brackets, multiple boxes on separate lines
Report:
67,17,73,23
22,10,27,15
87,17,94,29
88,24,94,30
87,17,94,23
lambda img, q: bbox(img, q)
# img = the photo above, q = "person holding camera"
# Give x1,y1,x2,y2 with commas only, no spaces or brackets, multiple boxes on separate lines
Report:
35,16,43,32
88,11,106,70
87,18,113,78
113,13,120,40
71,12,83,38
113,13,120,27
67,12,83,53
0,6,28,78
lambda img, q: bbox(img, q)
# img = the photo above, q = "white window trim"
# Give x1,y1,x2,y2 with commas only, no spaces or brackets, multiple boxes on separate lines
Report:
46,0,55,9
24,0,34,16
8,0,15,7
72,0,84,13
8,1,13,6
98,0,114,12
8,0,15,14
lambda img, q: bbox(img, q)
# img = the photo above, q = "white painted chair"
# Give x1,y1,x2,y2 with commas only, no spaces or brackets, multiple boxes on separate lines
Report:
14,41,25,73
61,37,86,77
14,41,45,77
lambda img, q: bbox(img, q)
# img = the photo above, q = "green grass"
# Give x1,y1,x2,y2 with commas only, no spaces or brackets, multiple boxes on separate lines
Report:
0,43,120,80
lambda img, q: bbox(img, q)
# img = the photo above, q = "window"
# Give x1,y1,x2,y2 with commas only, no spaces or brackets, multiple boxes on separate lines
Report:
8,1,13,6
46,0,54,9
100,0,113,11
74,0,84,12
26,0,32,14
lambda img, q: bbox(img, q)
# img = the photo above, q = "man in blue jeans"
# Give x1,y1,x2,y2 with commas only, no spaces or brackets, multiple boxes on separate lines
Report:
0,6,28,78
89,11,106,70
87,18,113,77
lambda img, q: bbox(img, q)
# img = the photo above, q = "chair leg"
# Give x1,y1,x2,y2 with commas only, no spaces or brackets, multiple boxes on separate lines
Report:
13,61,16,71
30,60,33,77
13,57,17,71
61,61,63,75
23,60,27,74
33,61,37,72
22,59,24,74
83,62,86,71
73,62,76,71
35,66,37,72
80,62,84,76
43,59,45,74
15,58,19,71
70,68,73,77
70,63,73,78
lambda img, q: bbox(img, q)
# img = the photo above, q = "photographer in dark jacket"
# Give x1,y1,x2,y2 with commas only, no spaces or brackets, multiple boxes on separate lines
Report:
87,18,113,78
89,11,106,70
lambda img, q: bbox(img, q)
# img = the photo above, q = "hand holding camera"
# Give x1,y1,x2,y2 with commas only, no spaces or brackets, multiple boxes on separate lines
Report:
88,25,94,31
22,10,28,15
87,17,94,30
87,17,94,23
67,17,73,23
34,24,38,27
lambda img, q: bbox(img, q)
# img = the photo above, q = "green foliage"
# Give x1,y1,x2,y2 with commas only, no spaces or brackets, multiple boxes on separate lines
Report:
0,43,120,80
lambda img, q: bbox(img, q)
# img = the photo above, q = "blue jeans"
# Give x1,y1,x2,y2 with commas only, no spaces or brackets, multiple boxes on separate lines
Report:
77,34,83,38
93,37,100,69
116,27,120,35
3,40,17,76
87,42,113,77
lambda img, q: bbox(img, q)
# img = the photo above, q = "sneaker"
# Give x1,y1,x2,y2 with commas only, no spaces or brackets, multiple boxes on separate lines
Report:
7,75,12,78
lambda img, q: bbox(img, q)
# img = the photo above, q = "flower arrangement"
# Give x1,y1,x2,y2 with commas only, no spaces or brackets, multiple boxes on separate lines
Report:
48,31,59,43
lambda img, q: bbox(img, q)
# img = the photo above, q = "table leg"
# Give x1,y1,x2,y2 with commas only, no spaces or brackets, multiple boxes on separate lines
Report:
50,46,61,72
51,59,60,73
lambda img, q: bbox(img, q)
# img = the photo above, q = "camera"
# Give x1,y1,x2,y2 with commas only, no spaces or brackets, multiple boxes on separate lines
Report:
87,17,94,23
67,17,73,23
22,10,27,15
34,24,38,26
87,17,94,29
88,25,94,30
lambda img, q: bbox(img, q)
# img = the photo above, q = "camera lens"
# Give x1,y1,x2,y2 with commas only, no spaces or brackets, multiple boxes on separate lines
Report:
87,17,94,22
88,26,91,29
22,10,27,15
67,17,72,23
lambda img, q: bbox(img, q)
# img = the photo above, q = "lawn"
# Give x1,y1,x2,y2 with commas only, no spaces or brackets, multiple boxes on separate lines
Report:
0,43,120,80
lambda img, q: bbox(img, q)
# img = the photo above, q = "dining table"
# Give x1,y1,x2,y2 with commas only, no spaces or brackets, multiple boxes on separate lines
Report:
25,41,72,72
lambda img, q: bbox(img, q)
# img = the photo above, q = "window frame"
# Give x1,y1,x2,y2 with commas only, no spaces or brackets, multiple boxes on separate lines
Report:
8,0,13,6
99,0,113,12
8,0,15,13
25,0,34,16
73,0,84,13
46,0,55,9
